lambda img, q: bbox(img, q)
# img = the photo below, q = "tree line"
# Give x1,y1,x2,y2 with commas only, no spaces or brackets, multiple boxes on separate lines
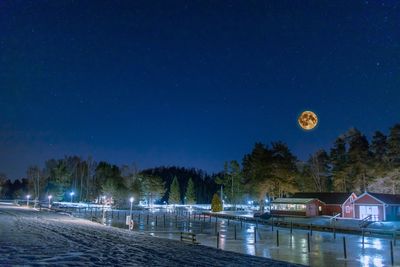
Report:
0,123,399,208
217,124,400,209
0,160,219,206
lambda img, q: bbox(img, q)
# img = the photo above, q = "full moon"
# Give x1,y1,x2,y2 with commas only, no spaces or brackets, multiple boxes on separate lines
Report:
298,111,318,130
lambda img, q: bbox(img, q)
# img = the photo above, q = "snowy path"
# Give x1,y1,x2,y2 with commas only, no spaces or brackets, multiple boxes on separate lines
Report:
0,205,302,266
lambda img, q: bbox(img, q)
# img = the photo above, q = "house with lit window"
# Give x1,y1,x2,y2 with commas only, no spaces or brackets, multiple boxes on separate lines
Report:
292,192,357,218
353,192,400,221
271,198,324,217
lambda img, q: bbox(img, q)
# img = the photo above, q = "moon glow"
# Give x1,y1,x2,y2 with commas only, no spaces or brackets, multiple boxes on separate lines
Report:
298,111,318,130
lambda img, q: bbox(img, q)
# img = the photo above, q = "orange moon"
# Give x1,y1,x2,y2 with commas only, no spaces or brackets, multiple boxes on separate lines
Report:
298,111,318,130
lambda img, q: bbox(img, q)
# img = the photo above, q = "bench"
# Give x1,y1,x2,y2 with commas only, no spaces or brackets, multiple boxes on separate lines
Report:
180,232,199,244
91,216,102,223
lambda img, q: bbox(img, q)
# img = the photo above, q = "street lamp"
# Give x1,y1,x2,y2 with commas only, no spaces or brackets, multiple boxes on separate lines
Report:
48,195,52,208
101,196,106,224
26,195,30,207
70,192,75,203
129,197,134,230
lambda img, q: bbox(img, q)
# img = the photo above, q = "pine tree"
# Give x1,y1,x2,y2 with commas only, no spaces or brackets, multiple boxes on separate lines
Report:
216,160,242,207
168,176,181,204
330,136,349,192
185,177,196,204
211,193,223,212
241,143,273,205
371,131,388,173
388,124,400,168
387,124,400,193
269,142,298,197
306,149,330,192
347,128,371,192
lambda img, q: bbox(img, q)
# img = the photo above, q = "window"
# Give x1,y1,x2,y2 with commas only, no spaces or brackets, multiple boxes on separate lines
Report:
272,203,306,211
345,206,350,213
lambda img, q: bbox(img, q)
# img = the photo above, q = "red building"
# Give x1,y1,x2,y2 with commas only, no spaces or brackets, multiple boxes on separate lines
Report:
353,192,400,221
292,192,357,218
271,198,324,217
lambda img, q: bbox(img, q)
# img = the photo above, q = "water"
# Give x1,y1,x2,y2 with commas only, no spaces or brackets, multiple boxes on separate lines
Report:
71,208,398,267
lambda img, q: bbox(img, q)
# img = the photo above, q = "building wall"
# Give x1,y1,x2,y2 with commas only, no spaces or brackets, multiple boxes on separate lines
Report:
271,210,306,216
354,193,384,221
342,193,357,218
323,204,341,216
354,194,382,205
386,205,400,221
306,200,324,216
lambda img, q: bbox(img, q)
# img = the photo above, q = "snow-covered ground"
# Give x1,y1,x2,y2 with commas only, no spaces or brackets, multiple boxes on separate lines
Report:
0,204,301,266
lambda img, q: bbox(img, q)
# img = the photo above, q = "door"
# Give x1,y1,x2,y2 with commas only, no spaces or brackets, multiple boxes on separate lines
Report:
308,204,316,216
359,205,379,221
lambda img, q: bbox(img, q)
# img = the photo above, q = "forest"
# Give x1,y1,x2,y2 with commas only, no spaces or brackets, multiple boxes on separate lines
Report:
0,123,399,208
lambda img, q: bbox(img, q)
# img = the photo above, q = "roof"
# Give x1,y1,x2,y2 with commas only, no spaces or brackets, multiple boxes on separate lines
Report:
366,192,400,205
292,192,354,205
272,198,316,204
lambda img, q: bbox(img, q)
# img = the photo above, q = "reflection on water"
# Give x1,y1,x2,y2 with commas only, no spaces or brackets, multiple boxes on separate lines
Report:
71,209,397,267
360,255,383,267
245,243,255,256
372,239,382,250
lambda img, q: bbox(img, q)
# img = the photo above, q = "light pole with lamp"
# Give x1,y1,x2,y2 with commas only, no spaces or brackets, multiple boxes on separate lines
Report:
70,192,75,203
26,195,30,207
129,197,134,230
48,195,52,209
102,196,106,224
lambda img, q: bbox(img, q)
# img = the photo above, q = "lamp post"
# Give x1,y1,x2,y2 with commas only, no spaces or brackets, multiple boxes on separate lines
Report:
26,195,30,207
48,195,52,209
102,196,106,224
70,192,75,203
129,197,134,230
129,197,134,217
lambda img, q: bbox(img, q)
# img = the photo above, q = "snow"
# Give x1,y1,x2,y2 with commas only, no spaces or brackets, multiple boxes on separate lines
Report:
0,204,302,266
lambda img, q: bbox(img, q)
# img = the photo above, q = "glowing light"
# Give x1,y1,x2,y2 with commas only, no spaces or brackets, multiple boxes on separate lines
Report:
372,239,382,250
298,110,318,130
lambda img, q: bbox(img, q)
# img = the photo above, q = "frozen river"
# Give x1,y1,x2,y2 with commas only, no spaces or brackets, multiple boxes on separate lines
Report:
71,207,399,267
0,204,302,266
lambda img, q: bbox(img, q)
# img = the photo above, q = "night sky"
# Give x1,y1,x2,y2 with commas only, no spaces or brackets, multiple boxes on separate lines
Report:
1,1,399,180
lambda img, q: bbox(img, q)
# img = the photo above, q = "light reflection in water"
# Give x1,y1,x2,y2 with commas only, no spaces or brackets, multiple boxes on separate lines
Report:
360,255,383,267
300,252,309,265
261,249,271,258
290,235,296,249
245,244,255,256
245,225,255,244
75,210,395,267
220,234,225,250
363,238,383,250
373,257,383,267
372,239,382,250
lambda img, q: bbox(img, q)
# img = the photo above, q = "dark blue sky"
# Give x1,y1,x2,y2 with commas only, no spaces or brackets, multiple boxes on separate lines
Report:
1,0,399,179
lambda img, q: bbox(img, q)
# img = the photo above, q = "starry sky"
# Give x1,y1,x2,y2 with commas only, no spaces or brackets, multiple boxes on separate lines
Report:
1,0,399,180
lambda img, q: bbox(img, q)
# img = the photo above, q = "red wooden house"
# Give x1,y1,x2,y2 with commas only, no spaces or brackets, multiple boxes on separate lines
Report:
271,198,324,217
353,192,400,221
292,192,357,218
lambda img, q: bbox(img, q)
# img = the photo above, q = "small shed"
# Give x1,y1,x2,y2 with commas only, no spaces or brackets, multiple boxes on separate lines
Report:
354,192,400,221
292,192,357,218
271,198,324,217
